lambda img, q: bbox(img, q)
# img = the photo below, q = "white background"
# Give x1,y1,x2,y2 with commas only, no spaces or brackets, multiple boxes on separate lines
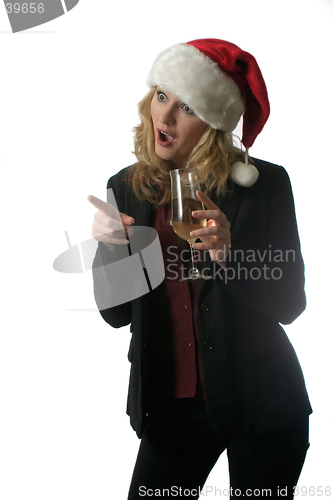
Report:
0,0,332,498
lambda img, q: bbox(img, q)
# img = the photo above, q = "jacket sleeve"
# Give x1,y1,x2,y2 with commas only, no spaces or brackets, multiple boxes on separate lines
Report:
92,176,133,329
220,165,306,325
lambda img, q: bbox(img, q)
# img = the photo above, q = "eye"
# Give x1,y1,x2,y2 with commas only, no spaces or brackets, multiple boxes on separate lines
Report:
181,103,194,115
157,91,167,102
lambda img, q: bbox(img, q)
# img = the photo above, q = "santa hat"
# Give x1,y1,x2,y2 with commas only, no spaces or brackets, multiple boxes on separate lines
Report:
147,38,270,187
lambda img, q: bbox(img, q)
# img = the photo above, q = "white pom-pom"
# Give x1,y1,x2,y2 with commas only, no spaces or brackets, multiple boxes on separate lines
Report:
230,161,259,187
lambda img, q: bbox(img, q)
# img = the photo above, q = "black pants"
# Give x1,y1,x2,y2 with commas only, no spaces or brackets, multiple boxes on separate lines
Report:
128,399,309,499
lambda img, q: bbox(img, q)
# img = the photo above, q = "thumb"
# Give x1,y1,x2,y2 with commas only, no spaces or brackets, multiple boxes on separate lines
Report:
120,213,135,226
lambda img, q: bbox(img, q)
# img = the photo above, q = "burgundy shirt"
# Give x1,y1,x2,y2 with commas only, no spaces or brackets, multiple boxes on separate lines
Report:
148,203,205,399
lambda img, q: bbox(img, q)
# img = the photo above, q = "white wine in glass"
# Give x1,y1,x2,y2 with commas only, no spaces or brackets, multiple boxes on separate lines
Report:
170,167,212,281
172,198,207,243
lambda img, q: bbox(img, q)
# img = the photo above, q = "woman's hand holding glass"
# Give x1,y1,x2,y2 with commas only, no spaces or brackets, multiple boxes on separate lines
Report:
190,191,231,270
87,195,135,249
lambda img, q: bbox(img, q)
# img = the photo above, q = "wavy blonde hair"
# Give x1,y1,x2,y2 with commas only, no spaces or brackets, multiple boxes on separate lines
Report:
129,88,247,207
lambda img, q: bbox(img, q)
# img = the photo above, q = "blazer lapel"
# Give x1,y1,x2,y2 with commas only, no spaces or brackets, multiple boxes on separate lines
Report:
215,183,244,228
117,183,153,228
198,183,245,296
132,199,153,228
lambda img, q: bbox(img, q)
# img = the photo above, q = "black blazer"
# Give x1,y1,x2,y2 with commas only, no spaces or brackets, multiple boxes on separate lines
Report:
93,158,312,439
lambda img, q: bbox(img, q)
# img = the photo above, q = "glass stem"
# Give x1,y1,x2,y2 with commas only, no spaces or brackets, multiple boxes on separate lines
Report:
189,242,200,279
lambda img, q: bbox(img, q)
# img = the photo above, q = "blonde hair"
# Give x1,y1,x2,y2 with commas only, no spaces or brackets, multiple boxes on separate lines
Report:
129,88,247,207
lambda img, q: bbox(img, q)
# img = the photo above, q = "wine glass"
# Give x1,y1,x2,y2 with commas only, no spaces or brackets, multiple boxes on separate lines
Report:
170,167,212,281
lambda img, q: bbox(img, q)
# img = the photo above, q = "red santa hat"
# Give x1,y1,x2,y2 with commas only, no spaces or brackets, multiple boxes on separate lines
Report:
147,38,270,187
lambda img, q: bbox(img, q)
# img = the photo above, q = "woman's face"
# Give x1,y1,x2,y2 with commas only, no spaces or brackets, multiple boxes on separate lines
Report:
150,87,207,168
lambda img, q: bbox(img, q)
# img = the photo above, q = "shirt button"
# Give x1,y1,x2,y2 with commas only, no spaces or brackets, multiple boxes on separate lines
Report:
200,303,211,312
187,342,192,349
183,305,188,311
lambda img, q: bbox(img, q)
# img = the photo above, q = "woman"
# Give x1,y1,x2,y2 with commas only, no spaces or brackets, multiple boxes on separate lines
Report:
88,39,312,499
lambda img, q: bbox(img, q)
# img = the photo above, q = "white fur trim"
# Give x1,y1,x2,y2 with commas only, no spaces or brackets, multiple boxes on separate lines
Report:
147,43,245,132
230,161,259,187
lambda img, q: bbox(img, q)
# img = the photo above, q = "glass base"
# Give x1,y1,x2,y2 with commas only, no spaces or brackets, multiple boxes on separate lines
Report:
179,268,213,281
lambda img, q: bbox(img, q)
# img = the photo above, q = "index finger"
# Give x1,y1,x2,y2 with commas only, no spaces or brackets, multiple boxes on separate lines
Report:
87,194,120,218
196,190,220,210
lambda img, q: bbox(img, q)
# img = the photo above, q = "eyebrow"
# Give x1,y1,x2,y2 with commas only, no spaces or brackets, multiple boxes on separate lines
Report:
156,87,168,95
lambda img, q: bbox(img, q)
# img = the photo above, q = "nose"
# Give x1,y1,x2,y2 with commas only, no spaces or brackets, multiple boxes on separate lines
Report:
160,103,176,126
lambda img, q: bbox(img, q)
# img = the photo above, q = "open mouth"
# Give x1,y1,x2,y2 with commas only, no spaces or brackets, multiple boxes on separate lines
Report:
157,129,175,145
